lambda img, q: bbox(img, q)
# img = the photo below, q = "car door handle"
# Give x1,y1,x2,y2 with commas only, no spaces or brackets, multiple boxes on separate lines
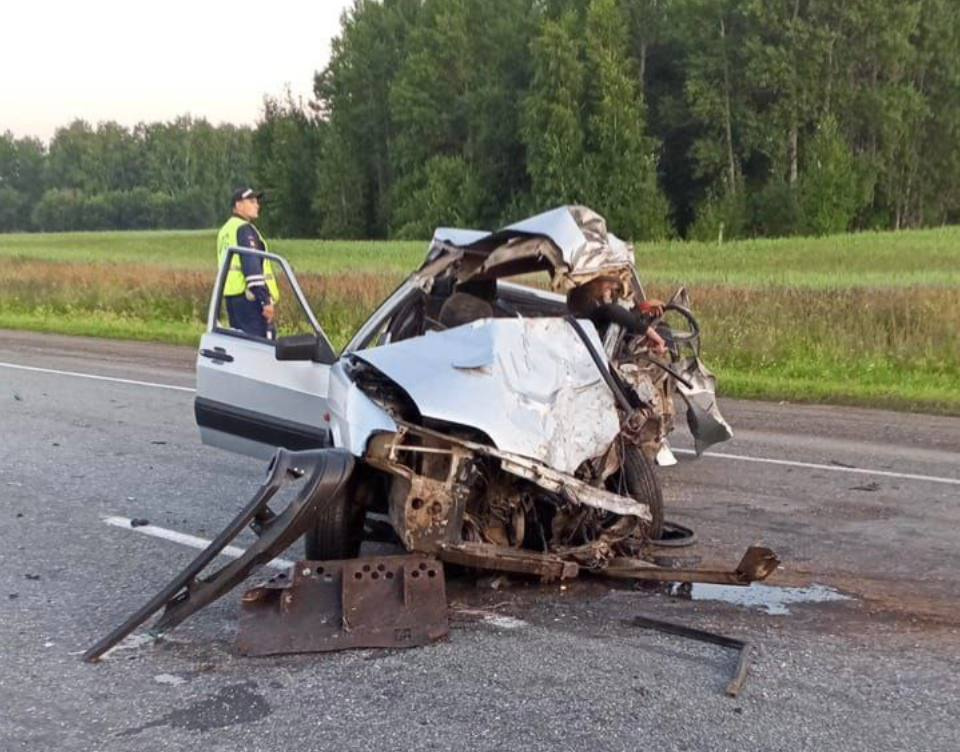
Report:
200,347,234,363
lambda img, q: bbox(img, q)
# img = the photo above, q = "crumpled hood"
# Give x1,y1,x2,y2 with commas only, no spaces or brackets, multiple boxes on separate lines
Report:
354,318,620,473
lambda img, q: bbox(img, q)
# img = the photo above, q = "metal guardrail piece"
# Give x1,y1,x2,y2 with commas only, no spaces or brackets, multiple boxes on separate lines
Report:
83,448,354,662
236,554,449,656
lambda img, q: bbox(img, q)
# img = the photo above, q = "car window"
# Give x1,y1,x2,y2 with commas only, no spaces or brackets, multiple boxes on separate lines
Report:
213,249,319,344
500,270,552,291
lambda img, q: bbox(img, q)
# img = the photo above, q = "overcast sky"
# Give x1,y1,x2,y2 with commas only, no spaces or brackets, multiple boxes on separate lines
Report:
2,0,354,142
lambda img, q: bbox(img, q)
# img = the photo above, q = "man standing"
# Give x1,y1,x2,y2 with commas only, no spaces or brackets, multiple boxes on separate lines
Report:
216,187,280,338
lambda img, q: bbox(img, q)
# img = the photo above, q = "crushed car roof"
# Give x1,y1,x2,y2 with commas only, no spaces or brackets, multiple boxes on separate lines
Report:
428,205,637,289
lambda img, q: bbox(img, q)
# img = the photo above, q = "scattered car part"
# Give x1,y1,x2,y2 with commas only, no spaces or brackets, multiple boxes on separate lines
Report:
602,546,779,585
648,520,698,548
83,448,353,662
437,542,579,582
677,359,735,455
236,554,448,656
627,614,753,697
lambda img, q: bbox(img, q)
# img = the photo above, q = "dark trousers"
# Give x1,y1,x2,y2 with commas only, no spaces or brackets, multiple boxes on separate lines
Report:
225,295,269,339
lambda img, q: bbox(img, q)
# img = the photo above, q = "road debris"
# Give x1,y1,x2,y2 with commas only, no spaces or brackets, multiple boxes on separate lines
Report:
86,444,779,662
237,554,448,656
628,614,753,697
83,448,354,662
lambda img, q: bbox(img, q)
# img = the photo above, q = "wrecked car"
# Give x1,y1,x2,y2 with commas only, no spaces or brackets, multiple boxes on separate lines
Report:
84,206,771,662
195,205,735,576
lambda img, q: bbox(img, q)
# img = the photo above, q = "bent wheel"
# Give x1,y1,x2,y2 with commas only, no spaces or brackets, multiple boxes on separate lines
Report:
608,444,664,540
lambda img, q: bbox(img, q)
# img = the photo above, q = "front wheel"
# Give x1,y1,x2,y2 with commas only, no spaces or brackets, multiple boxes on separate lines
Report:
608,444,664,540
303,472,367,560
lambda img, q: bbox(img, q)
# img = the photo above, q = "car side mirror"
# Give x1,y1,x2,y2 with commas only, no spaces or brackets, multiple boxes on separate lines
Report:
275,334,336,364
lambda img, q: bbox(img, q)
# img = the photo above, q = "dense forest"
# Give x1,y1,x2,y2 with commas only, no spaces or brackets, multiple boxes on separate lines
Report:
3,0,960,240
0,119,253,232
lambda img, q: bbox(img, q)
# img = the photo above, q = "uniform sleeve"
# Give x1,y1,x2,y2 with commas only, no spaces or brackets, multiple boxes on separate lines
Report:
236,224,271,307
590,303,653,333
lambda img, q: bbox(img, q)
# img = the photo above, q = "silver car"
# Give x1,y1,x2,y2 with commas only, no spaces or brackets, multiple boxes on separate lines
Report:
195,206,732,578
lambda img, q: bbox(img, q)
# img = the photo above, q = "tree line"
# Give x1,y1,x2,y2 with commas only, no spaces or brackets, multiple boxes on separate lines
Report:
4,0,960,240
0,118,253,232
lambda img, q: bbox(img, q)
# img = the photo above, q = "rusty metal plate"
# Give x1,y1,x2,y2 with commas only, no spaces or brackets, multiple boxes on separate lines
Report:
236,555,448,656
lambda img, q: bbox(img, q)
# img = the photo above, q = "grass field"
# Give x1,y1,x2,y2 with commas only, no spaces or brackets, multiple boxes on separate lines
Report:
1,228,958,414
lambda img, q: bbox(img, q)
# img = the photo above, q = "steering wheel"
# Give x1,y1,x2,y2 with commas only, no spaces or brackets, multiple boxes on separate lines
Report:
659,303,701,351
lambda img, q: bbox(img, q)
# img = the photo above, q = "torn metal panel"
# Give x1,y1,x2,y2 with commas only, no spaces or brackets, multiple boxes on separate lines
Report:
602,546,780,585
380,441,472,553
390,420,653,522
356,318,621,474
326,363,398,457
438,542,579,582
83,448,354,662
676,356,734,454
236,555,448,656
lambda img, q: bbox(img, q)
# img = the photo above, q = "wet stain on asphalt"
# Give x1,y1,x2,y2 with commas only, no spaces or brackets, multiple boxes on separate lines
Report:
119,681,271,736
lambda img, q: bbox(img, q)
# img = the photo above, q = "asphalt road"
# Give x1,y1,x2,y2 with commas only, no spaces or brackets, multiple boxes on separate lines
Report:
1,330,958,752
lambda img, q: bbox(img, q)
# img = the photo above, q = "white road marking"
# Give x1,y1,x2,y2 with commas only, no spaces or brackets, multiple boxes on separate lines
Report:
4,359,957,488
103,516,294,570
154,673,188,686
672,448,960,487
0,361,195,393
484,615,530,630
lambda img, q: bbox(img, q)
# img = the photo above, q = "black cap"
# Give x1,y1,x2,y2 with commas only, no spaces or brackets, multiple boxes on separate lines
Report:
231,187,264,205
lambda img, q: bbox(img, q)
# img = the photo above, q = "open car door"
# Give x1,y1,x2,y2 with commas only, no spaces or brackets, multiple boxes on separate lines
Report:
195,247,338,460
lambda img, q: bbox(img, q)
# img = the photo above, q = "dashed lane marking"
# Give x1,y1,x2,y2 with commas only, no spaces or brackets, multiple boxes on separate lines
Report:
103,516,294,570
672,447,960,487
0,361,195,393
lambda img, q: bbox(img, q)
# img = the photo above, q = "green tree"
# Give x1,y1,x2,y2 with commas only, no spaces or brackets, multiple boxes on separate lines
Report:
314,126,368,238
391,155,484,238
47,120,143,193
521,12,588,208
582,0,670,239
0,132,46,230
315,0,421,237
388,0,535,232
797,117,865,235
253,94,323,237
674,0,751,199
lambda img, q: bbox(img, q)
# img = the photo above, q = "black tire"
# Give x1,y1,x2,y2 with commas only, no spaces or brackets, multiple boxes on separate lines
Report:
610,445,664,540
303,472,366,560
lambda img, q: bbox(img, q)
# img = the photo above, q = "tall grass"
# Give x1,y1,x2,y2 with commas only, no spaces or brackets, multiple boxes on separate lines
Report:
3,259,401,349
4,256,958,413
650,284,960,412
3,225,959,287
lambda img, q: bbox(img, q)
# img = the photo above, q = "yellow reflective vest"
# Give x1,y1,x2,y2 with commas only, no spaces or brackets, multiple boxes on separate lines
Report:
216,216,280,301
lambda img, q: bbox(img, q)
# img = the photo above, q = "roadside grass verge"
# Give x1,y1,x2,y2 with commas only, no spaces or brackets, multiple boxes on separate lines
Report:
6,256,958,414
3,225,960,288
